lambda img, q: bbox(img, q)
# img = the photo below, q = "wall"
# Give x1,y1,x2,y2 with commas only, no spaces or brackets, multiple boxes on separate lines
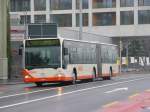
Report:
0,0,8,79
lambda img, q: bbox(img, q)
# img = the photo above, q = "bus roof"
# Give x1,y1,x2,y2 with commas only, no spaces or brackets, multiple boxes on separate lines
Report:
25,37,118,47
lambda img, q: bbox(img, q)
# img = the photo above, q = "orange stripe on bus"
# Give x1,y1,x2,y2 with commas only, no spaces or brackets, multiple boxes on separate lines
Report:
77,75,93,80
24,76,73,83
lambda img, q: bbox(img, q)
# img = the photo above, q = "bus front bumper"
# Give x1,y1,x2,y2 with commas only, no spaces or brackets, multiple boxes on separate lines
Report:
24,75,73,83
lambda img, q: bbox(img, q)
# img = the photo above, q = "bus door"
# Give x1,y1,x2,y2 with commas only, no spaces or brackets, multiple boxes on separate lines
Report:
96,44,102,77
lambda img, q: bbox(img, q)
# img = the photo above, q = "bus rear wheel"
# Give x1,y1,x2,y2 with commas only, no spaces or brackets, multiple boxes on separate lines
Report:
92,67,96,81
35,82,43,87
103,76,111,80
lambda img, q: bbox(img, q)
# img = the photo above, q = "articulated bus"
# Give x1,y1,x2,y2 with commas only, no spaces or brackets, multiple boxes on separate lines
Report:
22,38,119,86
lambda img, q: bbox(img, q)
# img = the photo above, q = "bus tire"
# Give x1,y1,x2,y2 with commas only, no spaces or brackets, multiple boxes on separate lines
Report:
72,68,77,84
35,82,43,87
107,76,111,80
103,76,111,80
92,67,96,81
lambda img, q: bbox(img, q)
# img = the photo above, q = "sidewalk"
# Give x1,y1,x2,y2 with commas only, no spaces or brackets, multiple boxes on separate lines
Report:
0,79,24,85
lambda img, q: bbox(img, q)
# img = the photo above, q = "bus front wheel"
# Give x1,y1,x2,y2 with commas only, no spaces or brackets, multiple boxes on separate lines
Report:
72,68,77,84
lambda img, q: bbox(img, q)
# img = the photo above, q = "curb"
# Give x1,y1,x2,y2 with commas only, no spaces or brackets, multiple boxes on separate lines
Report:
0,81,24,85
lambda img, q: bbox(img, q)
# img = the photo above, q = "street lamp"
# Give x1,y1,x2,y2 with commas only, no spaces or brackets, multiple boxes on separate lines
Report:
119,37,122,74
23,1,28,39
79,0,83,40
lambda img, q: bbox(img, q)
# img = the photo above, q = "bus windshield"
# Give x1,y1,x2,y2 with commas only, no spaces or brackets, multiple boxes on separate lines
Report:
25,39,60,69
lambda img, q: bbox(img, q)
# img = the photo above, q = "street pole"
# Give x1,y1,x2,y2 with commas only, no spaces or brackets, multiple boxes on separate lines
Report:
0,0,8,79
126,41,129,72
119,37,122,75
79,0,83,40
25,8,28,39
23,0,28,39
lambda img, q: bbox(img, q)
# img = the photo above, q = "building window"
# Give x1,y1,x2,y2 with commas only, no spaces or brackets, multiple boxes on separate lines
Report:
120,11,134,25
10,15,20,26
10,0,30,12
138,0,150,6
20,15,31,24
138,10,150,24
93,0,116,8
50,0,72,10
34,15,46,23
34,0,46,11
120,0,134,7
93,12,116,26
76,13,88,26
51,14,72,27
76,0,88,9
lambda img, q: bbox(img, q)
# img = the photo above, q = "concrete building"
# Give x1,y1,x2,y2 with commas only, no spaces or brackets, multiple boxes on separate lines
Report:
0,0,8,79
9,0,150,79
10,0,150,37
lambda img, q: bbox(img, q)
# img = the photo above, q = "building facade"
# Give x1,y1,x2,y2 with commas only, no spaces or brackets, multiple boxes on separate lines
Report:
9,0,150,78
10,0,150,37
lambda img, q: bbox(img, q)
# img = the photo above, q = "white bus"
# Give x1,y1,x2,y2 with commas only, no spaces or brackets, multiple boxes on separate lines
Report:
22,38,119,86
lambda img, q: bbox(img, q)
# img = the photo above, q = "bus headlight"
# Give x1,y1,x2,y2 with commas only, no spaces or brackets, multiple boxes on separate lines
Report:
25,75,32,79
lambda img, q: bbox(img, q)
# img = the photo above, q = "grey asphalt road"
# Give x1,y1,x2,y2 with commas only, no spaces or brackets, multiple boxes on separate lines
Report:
0,74,150,112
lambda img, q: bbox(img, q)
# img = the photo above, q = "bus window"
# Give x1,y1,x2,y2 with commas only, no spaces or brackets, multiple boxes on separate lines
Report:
64,48,68,55
25,39,61,69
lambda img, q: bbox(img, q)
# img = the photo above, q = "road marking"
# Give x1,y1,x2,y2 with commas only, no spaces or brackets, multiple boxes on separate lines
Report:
103,101,119,108
129,93,140,99
145,89,150,92
113,75,150,80
0,75,149,100
0,88,57,99
104,87,128,94
0,77,149,109
146,107,150,110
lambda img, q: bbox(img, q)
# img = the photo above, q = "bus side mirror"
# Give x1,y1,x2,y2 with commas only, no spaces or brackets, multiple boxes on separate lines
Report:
64,48,68,55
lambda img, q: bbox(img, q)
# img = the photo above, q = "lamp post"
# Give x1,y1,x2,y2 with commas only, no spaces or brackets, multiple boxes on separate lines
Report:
79,0,83,40
126,40,129,72
119,37,122,74
23,1,28,39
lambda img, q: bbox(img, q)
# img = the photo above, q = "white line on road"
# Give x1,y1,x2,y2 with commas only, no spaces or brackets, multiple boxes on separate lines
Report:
0,76,149,109
0,75,147,100
0,88,57,99
112,75,150,80
104,87,128,94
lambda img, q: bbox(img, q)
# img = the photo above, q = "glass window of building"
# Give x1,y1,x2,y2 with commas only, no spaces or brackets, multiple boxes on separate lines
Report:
120,11,134,25
93,12,116,26
34,0,46,11
76,0,88,9
50,0,72,10
10,0,30,12
10,15,20,26
93,0,116,8
34,15,46,23
20,15,31,24
138,10,150,24
139,0,150,6
76,13,88,26
51,14,72,27
120,0,134,7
